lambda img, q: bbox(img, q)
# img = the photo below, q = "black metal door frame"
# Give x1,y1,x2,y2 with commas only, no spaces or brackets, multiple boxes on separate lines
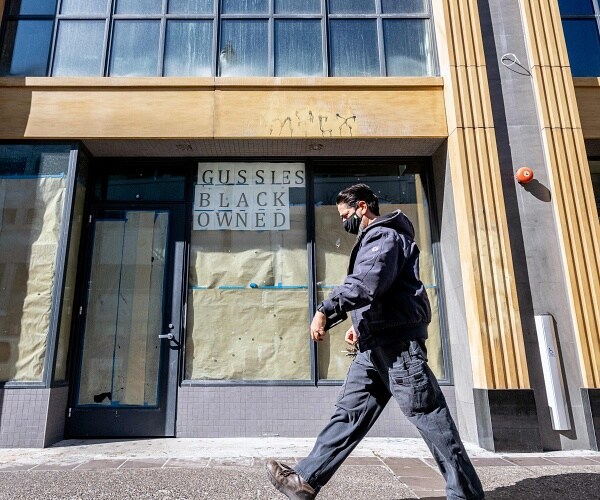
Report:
66,201,186,438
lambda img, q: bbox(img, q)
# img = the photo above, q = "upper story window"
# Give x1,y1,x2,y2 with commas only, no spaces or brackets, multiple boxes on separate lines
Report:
558,0,600,76
0,0,57,76
0,0,438,77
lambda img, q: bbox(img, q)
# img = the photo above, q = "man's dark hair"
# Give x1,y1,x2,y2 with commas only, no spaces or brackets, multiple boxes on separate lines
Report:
336,183,380,216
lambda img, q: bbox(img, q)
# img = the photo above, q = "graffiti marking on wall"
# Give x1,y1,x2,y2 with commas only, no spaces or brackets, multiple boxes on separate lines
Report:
269,117,293,136
269,110,357,137
336,114,357,136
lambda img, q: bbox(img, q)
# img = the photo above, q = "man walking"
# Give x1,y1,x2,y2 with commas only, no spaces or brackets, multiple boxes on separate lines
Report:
266,184,484,499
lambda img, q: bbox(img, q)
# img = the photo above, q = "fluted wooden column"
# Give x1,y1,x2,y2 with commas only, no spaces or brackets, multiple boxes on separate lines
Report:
433,0,530,390
519,0,600,388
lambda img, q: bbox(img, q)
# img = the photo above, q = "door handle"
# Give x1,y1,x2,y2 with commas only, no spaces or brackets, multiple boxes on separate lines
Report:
158,333,174,340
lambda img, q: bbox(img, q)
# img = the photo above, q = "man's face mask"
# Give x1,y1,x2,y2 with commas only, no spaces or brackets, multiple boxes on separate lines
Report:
343,210,362,234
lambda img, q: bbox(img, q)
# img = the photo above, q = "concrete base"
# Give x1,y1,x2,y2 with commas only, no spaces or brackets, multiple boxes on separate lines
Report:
581,388,600,451
473,388,542,452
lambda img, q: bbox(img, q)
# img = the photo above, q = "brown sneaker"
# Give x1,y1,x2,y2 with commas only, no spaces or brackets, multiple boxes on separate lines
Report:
265,460,317,500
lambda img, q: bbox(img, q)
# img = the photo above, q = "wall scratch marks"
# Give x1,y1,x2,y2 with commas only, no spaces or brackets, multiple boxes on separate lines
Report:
269,110,358,137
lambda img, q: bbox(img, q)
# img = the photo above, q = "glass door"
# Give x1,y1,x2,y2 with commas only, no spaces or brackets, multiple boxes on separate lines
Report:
67,205,186,437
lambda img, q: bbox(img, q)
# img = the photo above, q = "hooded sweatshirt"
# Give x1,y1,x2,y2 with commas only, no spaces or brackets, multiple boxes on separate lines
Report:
319,209,431,351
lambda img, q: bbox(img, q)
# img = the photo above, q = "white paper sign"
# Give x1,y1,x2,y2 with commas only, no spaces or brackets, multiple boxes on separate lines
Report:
194,163,305,231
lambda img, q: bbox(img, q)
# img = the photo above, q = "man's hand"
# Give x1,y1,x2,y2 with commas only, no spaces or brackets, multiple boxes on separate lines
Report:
310,311,327,342
344,326,358,345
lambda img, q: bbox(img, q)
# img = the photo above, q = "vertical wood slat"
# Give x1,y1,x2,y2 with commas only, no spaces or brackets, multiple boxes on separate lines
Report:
447,128,492,387
519,0,600,387
434,0,530,389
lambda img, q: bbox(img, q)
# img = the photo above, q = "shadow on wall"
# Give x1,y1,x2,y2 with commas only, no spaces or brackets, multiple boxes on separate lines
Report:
521,179,552,202
0,79,32,138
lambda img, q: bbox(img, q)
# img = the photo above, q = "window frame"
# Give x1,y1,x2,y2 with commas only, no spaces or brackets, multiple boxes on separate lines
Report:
326,0,437,77
0,141,80,389
177,157,451,387
308,158,451,386
1,0,438,77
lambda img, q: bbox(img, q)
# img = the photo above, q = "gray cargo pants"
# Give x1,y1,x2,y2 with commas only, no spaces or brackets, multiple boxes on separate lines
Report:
294,339,485,500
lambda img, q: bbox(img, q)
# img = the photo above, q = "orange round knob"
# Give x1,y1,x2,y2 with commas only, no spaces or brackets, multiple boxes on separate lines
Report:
516,167,534,184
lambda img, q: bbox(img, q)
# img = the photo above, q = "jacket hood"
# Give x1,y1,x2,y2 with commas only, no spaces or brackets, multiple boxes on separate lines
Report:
363,209,415,239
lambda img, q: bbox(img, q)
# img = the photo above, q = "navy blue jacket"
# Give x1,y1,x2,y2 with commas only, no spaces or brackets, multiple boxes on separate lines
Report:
319,209,431,351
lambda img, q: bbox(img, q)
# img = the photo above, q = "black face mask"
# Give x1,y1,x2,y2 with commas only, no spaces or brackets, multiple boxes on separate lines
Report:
343,211,361,234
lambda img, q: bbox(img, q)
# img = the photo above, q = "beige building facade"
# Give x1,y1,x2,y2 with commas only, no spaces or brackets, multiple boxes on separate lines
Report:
0,0,599,452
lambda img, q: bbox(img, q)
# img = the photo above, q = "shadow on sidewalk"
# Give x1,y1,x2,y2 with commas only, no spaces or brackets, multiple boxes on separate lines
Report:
483,472,600,500
49,438,152,448
402,472,600,500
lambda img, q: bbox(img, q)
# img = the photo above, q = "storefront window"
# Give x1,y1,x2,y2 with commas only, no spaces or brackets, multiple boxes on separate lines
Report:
314,165,445,380
0,144,72,382
186,163,310,380
184,161,446,383
55,152,88,382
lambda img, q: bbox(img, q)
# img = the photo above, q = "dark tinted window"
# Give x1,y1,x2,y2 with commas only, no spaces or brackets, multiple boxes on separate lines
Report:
9,0,56,15
0,20,53,76
558,0,595,15
98,166,187,202
559,0,600,76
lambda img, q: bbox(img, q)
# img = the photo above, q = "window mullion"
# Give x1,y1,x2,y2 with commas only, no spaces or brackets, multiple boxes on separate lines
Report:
269,0,274,76
213,2,220,77
157,0,168,76
47,0,63,75
158,17,166,76
105,0,117,76
376,0,385,76
101,18,110,77
322,0,328,76
378,18,385,76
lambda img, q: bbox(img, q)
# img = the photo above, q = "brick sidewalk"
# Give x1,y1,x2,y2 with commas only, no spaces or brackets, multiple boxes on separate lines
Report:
1,454,600,499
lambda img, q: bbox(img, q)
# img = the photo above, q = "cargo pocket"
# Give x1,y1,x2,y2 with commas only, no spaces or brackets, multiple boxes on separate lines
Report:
390,360,438,416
